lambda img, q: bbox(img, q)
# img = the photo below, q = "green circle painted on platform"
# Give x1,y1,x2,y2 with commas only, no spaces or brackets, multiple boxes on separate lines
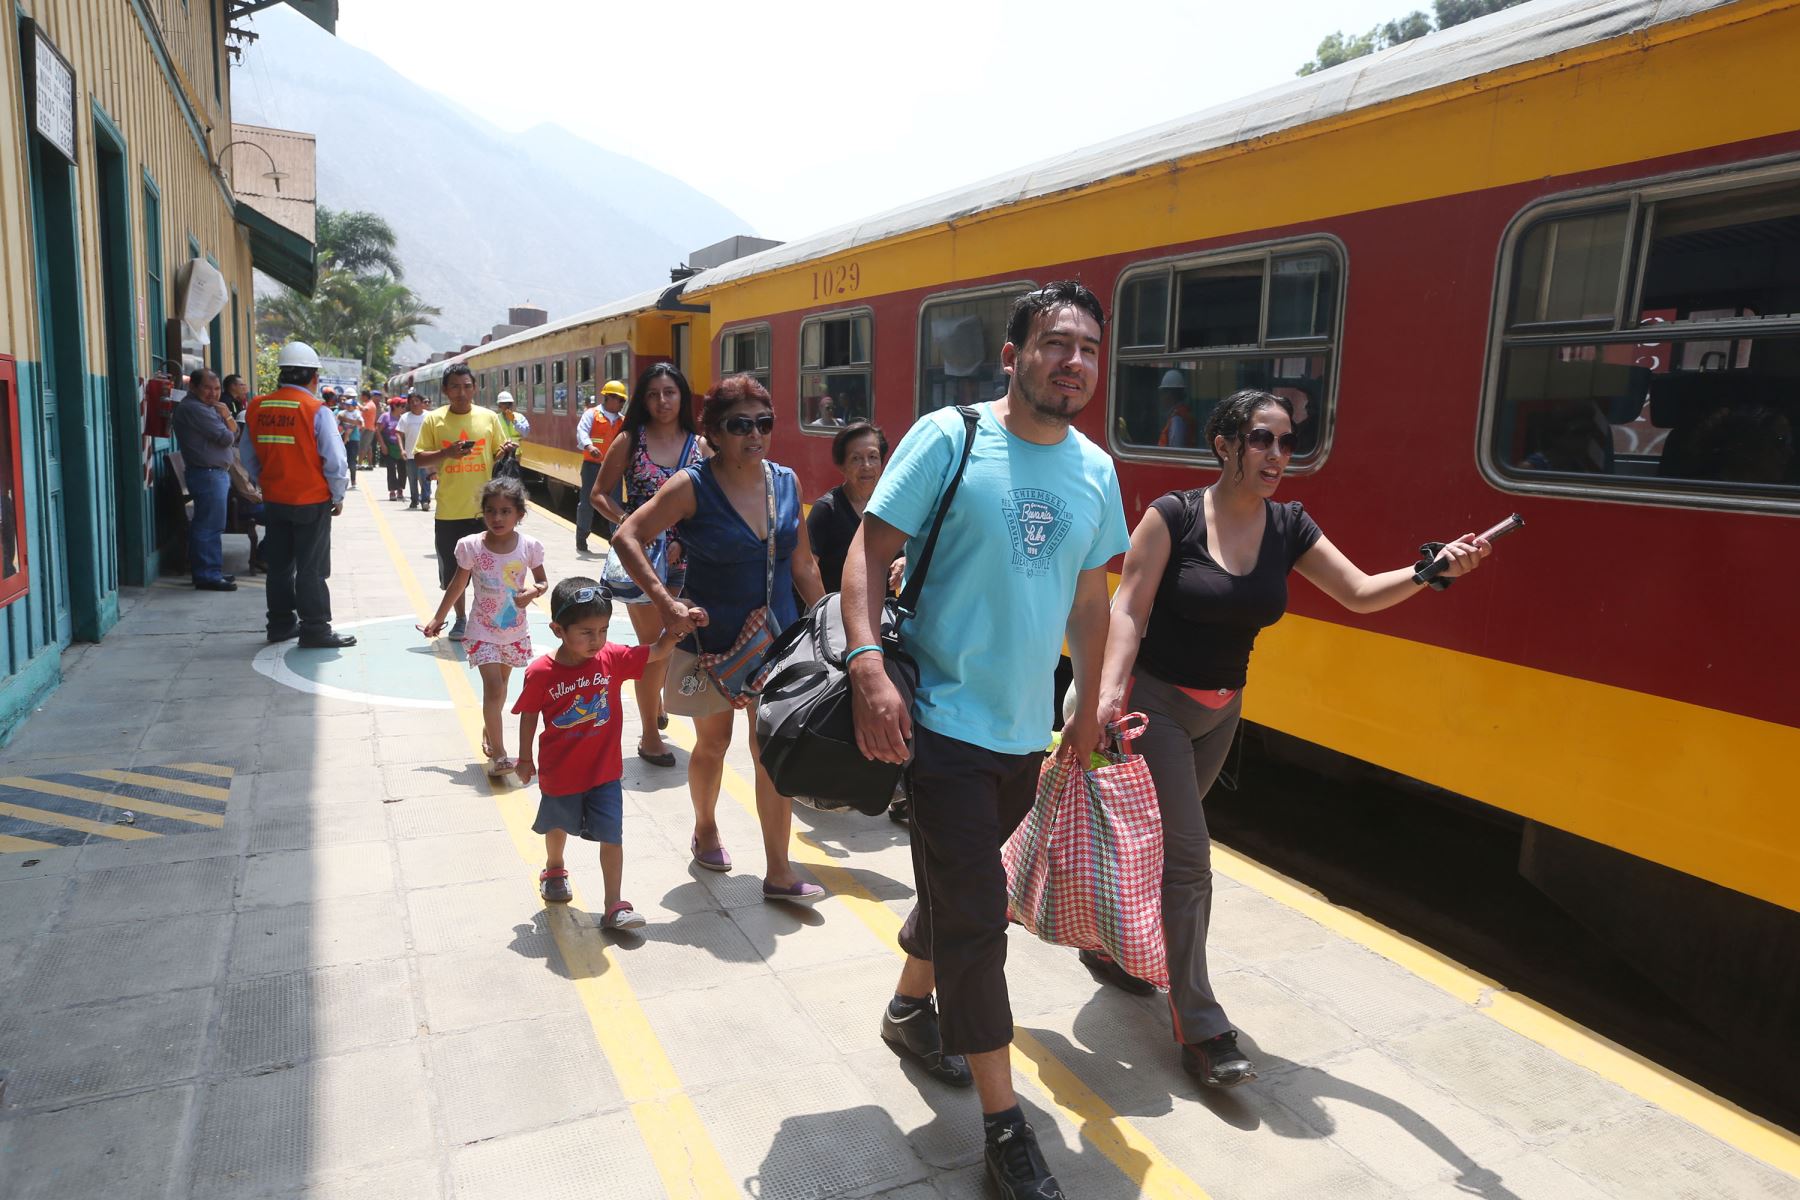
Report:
251,607,645,708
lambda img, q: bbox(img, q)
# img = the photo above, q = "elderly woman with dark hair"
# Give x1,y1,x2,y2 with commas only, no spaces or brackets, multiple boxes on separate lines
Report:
611,374,827,904
806,421,893,595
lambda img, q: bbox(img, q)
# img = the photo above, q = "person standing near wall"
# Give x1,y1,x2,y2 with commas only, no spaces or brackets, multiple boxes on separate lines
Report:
242,342,357,649
172,367,239,592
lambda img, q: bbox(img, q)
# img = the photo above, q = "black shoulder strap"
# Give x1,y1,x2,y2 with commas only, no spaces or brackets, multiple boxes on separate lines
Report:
895,405,980,624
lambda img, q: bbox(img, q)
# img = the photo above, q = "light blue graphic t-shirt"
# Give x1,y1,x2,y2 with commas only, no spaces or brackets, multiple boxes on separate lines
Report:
868,402,1129,755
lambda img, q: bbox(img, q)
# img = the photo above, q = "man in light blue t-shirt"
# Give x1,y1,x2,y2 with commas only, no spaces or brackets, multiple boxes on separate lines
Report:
842,281,1128,1199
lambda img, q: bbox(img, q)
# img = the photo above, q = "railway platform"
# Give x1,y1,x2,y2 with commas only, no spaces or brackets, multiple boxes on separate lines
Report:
0,490,1795,1200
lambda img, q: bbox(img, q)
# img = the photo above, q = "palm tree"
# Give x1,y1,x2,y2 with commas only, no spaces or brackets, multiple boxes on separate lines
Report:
315,207,405,279
349,278,441,377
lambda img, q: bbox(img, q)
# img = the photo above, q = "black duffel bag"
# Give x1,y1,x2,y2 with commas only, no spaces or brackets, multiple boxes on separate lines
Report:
755,405,978,814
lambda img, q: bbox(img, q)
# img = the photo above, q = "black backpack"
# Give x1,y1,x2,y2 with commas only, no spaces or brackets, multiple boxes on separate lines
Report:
755,406,979,814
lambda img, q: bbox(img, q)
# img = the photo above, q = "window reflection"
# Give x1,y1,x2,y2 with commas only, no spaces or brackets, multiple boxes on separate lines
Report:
801,313,872,430
918,289,1026,415
1112,242,1341,462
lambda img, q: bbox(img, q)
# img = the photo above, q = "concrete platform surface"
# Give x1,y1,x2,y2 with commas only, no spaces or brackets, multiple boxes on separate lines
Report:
0,487,1794,1200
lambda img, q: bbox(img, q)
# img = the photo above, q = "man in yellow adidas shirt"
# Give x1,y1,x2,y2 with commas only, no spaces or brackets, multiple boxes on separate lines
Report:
413,364,516,640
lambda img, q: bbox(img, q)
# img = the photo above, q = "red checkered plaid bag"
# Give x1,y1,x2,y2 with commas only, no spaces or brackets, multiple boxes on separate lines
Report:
1002,713,1168,989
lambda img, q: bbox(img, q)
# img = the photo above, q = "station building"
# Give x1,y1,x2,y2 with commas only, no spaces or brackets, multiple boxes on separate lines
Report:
0,1,328,737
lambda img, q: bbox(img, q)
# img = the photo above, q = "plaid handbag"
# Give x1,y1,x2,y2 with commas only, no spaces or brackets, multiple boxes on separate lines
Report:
1002,713,1169,989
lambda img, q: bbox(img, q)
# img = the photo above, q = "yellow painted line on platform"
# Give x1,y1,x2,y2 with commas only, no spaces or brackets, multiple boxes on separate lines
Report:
527,498,579,532
662,721,1212,1200
0,776,224,829
0,833,58,852
162,762,236,779
1212,845,1800,1179
0,799,158,841
360,487,737,1199
76,769,231,804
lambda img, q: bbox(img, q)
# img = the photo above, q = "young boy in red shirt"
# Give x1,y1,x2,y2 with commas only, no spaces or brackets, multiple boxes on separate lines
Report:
513,577,680,929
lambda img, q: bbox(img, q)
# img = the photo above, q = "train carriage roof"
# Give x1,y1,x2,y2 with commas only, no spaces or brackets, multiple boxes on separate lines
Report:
472,283,672,359
683,0,1741,293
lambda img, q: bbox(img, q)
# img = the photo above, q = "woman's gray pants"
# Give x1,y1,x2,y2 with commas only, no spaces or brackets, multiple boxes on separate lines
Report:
1130,668,1243,1044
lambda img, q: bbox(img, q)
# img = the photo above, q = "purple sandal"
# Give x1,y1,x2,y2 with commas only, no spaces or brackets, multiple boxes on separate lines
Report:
762,879,826,905
691,836,731,873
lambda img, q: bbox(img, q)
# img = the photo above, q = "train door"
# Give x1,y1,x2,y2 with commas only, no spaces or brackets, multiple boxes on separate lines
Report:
671,322,690,381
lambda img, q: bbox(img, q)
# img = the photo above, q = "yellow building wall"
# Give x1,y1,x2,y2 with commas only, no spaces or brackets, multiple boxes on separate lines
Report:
2,0,256,379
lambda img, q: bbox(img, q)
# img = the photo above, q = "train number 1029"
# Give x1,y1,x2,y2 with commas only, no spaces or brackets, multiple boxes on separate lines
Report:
812,262,862,300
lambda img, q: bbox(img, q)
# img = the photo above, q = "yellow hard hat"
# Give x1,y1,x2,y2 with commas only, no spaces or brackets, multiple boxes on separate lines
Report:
601,380,629,400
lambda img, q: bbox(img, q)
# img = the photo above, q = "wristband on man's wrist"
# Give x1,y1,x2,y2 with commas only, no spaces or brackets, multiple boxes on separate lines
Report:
843,644,883,666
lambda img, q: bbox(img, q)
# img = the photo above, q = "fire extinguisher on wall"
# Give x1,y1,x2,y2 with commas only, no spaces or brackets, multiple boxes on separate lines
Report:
142,373,176,439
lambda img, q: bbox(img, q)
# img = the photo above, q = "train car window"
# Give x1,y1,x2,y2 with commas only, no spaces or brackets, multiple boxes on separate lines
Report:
799,310,873,432
722,325,772,392
1487,172,1800,510
917,285,1032,416
551,359,569,414
576,355,596,407
1117,272,1170,351
1507,208,1630,329
1112,239,1343,466
603,348,629,389
531,362,546,412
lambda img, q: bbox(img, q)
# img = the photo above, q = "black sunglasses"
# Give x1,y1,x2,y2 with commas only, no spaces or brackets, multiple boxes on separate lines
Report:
552,585,608,625
722,413,776,436
1241,428,1300,454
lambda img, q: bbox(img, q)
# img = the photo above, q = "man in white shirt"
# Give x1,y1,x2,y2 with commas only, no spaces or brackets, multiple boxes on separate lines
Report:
397,392,431,509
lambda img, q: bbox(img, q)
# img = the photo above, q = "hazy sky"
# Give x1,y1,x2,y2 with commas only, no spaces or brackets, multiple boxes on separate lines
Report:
323,0,1413,241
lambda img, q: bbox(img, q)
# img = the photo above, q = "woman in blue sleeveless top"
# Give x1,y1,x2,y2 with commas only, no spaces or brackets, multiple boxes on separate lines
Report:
612,375,828,904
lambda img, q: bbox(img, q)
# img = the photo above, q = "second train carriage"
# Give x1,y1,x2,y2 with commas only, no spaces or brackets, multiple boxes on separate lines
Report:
388,282,711,496
671,0,1800,1026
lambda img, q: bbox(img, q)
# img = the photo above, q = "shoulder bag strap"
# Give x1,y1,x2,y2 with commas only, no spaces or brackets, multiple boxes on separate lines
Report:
895,405,980,624
763,461,778,611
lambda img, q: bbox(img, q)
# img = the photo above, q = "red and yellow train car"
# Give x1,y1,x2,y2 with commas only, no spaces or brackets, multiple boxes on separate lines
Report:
674,0,1800,980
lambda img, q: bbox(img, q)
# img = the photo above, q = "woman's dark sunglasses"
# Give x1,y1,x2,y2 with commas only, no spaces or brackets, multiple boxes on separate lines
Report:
1242,428,1300,454
722,413,776,436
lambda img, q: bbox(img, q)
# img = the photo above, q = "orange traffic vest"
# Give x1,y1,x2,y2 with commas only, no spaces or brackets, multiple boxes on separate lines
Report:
248,385,332,505
583,409,620,463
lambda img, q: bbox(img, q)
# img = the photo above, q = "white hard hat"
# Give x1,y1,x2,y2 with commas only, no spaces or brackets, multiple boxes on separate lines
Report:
277,341,322,370
1159,369,1186,391
496,390,515,405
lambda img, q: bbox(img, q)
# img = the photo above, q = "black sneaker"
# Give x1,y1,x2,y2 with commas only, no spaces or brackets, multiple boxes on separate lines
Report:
1078,947,1155,996
984,1120,1064,1199
879,998,972,1087
1181,1030,1256,1088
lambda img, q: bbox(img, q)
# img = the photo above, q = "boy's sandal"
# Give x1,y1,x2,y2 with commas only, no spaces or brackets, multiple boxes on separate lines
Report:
602,901,646,930
485,756,517,777
539,868,572,904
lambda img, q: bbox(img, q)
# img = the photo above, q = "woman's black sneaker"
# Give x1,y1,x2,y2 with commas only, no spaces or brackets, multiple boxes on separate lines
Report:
1181,1030,1256,1088
1078,947,1156,996
984,1120,1064,1199
879,997,972,1087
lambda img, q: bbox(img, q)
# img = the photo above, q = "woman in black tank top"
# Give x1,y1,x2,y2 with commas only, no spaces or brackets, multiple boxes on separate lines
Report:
1084,389,1496,1089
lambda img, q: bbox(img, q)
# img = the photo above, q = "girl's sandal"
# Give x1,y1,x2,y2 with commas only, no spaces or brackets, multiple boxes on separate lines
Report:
539,868,572,903
486,756,517,778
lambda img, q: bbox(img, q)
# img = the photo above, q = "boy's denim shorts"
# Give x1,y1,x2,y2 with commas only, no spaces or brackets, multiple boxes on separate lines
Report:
531,779,623,844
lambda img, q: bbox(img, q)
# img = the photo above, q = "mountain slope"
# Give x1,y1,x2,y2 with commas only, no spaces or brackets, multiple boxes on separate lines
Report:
231,7,750,356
